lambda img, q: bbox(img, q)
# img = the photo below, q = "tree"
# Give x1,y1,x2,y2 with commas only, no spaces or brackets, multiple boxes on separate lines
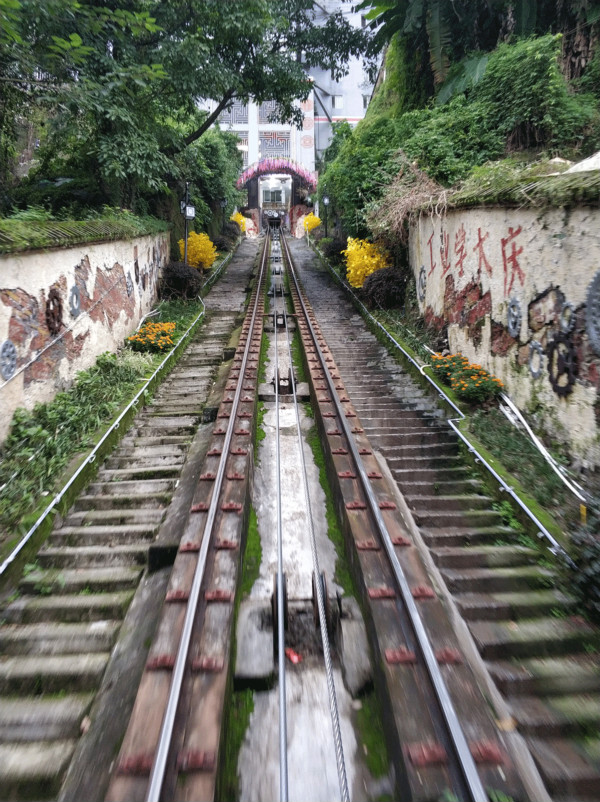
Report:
2,0,374,211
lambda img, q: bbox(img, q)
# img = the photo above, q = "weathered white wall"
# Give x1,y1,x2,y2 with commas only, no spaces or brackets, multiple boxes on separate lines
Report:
409,206,600,467
0,232,169,443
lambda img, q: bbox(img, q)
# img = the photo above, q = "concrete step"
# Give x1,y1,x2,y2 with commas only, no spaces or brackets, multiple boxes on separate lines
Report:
412,507,504,529
488,654,600,695
38,545,148,569
392,466,472,484
19,566,142,595
0,693,94,741
406,493,491,512
0,739,76,800
100,466,182,482
49,523,158,546
400,479,484,495
510,694,600,738
0,621,118,656
386,454,466,472
455,589,575,621
116,435,190,448
527,736,600,799
0,652,109,693
3,590,134,624
85,479,176,496
441,565,554,595
74,491,172,511
111,444,188,459
469,615,600,659
419,524,517,548
105,453,185,469
364,433,457,451
432,545,537,570
63,508,165,527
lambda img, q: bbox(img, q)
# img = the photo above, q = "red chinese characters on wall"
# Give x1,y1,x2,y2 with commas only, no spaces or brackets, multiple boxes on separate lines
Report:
424,222,525,297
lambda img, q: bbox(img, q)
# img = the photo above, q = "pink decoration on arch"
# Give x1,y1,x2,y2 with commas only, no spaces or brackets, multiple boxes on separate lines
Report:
236,158,318,190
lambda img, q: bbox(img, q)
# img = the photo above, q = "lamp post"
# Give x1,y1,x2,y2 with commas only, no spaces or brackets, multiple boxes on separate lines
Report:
180,181,195,265
323,195,329,238
220,198,227,228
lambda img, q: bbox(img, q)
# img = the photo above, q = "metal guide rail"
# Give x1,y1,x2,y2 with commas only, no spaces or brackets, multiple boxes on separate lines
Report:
281,233,525,802
106,234,270,802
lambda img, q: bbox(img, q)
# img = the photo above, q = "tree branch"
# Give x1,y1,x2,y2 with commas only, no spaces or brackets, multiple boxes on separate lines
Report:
169,88,236,154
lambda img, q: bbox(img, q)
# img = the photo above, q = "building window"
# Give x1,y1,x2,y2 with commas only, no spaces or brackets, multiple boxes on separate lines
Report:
263,189,282,203
332,95,343,109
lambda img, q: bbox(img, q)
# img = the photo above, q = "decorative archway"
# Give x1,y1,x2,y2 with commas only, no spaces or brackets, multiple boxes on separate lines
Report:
236,158,317,191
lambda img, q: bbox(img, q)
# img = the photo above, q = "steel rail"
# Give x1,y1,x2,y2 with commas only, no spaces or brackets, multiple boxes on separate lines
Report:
0,296,207,579
145,234,270,802
271,232,290,802
286,240,489,802
280,234,350,802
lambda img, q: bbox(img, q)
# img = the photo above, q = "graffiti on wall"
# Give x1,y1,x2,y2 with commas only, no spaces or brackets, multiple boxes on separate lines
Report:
425,223,527,298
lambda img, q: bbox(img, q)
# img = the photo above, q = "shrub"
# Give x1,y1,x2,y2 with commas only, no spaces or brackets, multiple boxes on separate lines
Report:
127,321,175,352
304,212,321,233
430,352,503,404
342,237,389,288
566,503,600,625
319,236,347,265
230,211,246,232
362,267,406,309
160,261,203,299
472,34,596,151
178,231,217,269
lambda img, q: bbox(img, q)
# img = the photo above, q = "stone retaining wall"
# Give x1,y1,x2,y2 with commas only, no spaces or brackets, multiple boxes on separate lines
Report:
409,206,600,468
0,232,169,444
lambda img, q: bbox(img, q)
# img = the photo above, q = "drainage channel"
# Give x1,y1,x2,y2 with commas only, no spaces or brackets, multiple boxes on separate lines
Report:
0,239,259,802
288,234,600,802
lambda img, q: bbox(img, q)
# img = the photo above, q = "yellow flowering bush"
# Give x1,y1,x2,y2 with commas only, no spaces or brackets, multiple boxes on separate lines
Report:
303,212,321,233
342,237,388,288
230,211,246,232
127,321,176,352
430,352,503,403
178,231,217,269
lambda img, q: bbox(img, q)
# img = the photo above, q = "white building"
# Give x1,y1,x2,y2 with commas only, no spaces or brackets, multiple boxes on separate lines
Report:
207,0,373,234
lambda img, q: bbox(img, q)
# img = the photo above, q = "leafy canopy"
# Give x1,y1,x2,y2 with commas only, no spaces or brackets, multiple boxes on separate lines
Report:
2,0,373,210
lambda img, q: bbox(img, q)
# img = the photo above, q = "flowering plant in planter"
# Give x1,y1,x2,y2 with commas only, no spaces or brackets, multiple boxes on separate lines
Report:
430,352,503,404
127,321,176,352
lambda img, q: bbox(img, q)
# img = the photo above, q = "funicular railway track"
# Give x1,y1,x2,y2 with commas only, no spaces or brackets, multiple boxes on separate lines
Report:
2,230,600,802
105,228,522,802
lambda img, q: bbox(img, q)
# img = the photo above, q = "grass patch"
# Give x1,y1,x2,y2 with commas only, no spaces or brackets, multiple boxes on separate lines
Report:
255,401,267,451
291,328,307,384
305,425,354,595
240,506,262,599
355,690,390,779
217,687,254,802
467,408,579,532
257,331,270,385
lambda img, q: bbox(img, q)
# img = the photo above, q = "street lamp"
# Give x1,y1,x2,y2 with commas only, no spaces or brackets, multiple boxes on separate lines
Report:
180,181,195,265
220,197,227,228
323,195,329,237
